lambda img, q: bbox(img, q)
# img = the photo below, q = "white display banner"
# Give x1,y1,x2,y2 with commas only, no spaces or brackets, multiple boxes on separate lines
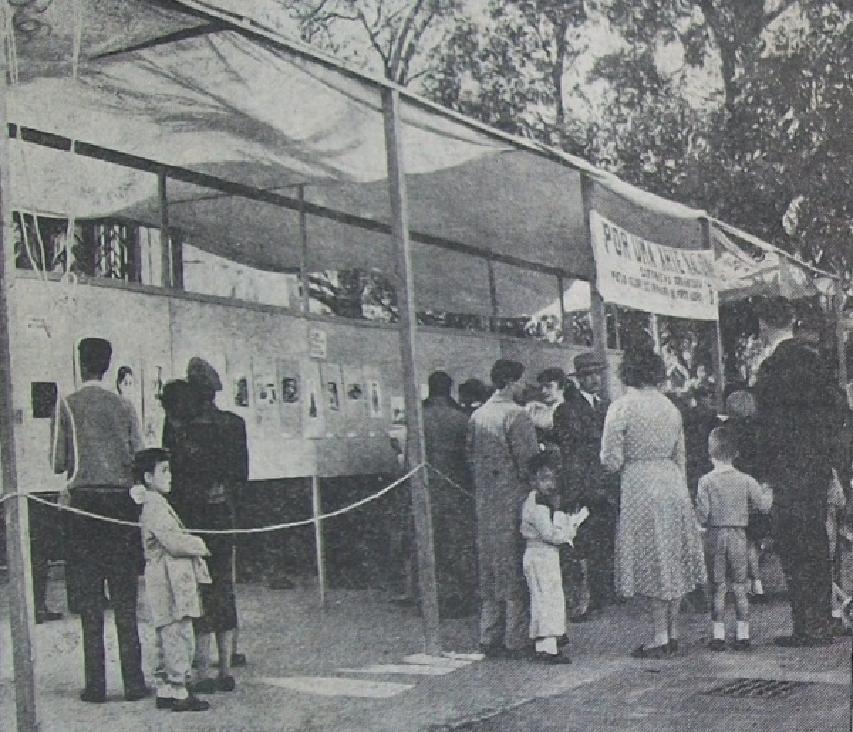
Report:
590,211,718,320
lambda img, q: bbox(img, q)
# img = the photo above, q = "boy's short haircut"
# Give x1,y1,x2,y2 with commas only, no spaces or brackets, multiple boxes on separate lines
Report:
708,425,738,462
528,450,559,476
133,447,170,484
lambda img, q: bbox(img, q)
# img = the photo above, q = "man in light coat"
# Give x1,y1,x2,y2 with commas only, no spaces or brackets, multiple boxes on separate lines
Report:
467,359,539,658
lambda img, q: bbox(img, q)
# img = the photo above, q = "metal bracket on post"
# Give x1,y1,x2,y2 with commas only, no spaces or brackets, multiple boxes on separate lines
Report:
381,87,440,655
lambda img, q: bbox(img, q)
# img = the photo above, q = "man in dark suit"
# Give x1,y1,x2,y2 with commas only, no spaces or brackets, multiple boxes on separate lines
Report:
554,352,619,620
752,299,848,647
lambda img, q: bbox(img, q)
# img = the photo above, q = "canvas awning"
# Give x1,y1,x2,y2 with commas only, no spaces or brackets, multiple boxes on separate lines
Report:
3,0,837,315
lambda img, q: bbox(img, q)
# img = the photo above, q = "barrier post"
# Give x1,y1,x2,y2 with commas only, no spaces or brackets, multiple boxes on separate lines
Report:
298,185,311,314
381,87,440,654
0,70,39,730
311,475,326,608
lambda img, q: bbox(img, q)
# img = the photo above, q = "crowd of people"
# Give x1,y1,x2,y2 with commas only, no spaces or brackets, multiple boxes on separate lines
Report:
421,295,853,664
33,291,853,710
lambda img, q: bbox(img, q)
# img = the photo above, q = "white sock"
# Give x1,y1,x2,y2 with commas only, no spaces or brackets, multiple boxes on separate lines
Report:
832,607,843,619
736,621,749,641
752,579,764,595
712,621,725,641
535,637,558,655
653,630,669,647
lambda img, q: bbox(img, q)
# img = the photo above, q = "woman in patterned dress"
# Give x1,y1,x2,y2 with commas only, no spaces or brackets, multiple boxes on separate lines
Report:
600,346,707,659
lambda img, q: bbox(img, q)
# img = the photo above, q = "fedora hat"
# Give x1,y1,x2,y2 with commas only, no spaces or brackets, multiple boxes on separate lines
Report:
570,352,606,377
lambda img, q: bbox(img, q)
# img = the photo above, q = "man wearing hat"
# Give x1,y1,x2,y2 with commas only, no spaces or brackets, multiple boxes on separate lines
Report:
554,352,618,620
50,337,147,703
752,301,849,646
467,359,539,658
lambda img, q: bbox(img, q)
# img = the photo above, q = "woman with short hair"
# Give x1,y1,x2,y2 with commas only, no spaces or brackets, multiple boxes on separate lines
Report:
601,345,707,659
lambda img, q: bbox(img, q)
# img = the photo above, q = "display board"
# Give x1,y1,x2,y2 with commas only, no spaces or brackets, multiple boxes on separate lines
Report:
12,280,624,484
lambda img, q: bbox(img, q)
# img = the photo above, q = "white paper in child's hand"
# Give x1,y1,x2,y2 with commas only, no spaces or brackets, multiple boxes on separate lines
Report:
573,506,590,525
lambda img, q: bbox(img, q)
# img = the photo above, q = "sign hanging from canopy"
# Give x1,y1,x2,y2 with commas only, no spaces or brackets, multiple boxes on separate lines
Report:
589,211,718,320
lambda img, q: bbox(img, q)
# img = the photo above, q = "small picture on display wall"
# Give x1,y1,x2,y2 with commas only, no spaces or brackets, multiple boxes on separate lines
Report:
256,379,277,406
347,383,363,401
234,377,249,407
391,396,405,425
327,381,340,411
309,392,318,418
369,381,382,418
282,376,299,403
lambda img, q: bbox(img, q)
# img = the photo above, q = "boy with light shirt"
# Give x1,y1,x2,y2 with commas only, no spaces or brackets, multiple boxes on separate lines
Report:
131,448,212,712
696,426,772,650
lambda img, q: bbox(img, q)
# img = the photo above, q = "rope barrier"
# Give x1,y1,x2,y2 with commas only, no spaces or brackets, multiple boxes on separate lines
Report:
424,464,473,500
24,463,425,534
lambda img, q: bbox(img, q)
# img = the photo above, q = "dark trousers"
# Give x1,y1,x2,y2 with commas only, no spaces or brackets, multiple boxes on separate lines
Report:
67,489,144,696
775,504,832,639
29,494,61,615
80,577,144,696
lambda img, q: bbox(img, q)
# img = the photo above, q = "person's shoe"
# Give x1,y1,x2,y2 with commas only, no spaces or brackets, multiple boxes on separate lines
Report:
155,697,174,710
708,639,726,652
533,651,572,664
189,678,219,694
570,612,590,623
556,635,571,649
79,688,105,703
668,638,680,655
802,634,835,647
217,675,236,692
268,576,296,590
171,695,210,712
124,687,150,702
630,643,670,659
35,610,63,624
231,652,247,667
749,593,769,604
774,635,808,648
732,639,751,651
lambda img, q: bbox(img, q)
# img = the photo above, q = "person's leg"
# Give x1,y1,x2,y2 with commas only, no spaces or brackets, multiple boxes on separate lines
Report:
108,567,146,697
732,582,750,646
165,620,210,712
215,631,235,689
80,608,106,700
650,597,668,648
747,540,764,597
194,630,214,678
800,522,833,639
710,581,726,647
667,597,682,645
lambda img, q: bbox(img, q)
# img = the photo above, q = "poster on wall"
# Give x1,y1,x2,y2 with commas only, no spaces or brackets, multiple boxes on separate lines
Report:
391,395,406,425
140,360,167,447
589,210,718,320
277,358,301,437
369,380,383,419
320,363,343,436
302,359,326,439
308,327,327,359
342,364,368,435
227,353,252,410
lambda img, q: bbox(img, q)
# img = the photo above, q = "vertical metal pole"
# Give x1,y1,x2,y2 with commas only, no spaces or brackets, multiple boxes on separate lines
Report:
298,185,311,314
381,87,440,654
0,75,39,731
311,475,326,608
702,218,725,409
580,173,610,400
158,171,171,289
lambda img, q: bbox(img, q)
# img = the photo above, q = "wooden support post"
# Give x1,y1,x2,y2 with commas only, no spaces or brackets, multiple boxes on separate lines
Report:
702,217,725,409
0,70,39,731
381,87,440,655
557,274,570,345
298,185,311,314
171,230,184,291
158,171,171,289
580,174,610,399
487,258,498,332
311,475,326,608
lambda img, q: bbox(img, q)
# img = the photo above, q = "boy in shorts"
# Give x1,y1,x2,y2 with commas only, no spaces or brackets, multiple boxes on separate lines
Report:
696,426,772,650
